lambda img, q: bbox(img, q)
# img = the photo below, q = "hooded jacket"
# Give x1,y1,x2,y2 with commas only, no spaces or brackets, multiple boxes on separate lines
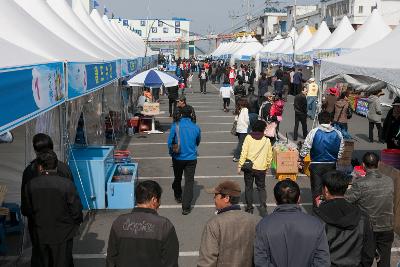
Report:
314,198,375,267
334,99,350,124
367,95,382,123
300,124,344,163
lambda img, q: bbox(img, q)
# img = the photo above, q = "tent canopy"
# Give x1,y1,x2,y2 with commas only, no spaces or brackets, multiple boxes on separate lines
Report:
316,16,354,50
298,21,331,54
232,38,263,61
320,24,400,94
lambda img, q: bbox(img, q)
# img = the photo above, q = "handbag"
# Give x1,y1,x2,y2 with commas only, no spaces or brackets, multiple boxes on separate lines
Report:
264,121,277,138
346,106,353,119
241,139,267,172
172,123,180,154
231,120,238,136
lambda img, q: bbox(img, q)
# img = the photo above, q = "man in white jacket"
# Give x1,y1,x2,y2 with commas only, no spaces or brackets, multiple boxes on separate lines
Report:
220,79,234,112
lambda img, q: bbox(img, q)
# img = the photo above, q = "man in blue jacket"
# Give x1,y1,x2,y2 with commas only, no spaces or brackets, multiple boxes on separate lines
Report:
300,111,344,207
168,106,201,215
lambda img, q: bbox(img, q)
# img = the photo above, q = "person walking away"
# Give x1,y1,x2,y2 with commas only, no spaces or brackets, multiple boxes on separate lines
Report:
314,171,375,267
238,120,273,215
293,87,308,141
270,94,285,135
367,90,384,143
21,133,75,266
107,180,179,267
382,97,400,148
229,66,236,86
168,106,201,215
257,73,268,105
299,111,344,207
333,92,352,139
167,86,179,117
198,69,208,94
234,80,247,109
249,67,256,87
306,78,319,119
274,66,284,80
233,98,250,162
220,79,234,112
322,87,338,119
174,95,197,123
292,69,304,95
21,151,83,267
289,68,295,95
246,86,259,128
211,63,217,84
345,152,394,267
188,72,194,94
254,179,330,267
282,70,290,101
198,181,259,267
273,75,284,97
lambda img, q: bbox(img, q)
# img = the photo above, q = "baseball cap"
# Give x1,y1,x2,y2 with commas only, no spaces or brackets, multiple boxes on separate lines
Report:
206,180,241,197
308,78,315,82
264,92,274,97
328,87,338,95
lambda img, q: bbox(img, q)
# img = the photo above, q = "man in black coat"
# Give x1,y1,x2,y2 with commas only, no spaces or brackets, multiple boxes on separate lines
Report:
314,171,375,267
21,133,75,266
293,86,308,141
167,86,179,117
21,150,83,267
107,180,179,267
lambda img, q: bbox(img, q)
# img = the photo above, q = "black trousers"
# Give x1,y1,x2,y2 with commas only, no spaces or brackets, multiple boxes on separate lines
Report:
309,163,336,206
152,88,160,101
293,83,302,95
369,121,383,142
293,114,308,140
244,169,266,209
234,133,247,159
200,80,207,93
223,98,230,109
33,239,74,267
168,98,177,116
374,230,394,267
172,159,197,210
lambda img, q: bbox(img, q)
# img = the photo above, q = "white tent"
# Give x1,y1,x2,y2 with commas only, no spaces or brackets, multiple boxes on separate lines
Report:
260,34,283,54
283,25,313,54
297,22,331,54
47,0,120,58
315,16,355,50
111,20,145,56
335,9,391,52
271,28,298,53
320,24,400,92
0,1,95,61
14,0,113,60
231,37,263,62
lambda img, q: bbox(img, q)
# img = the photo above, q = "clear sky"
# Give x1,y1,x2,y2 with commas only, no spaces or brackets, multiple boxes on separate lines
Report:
93,0,267,35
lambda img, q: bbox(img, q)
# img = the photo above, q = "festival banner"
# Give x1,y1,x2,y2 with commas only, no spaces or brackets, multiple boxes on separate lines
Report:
67,61,117,100
313,48,341,64
356,98,369,117
0,62,65,134
120,59,139,77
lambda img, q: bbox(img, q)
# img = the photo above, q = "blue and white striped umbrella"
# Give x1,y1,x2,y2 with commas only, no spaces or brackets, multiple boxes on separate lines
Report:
127,69,179,87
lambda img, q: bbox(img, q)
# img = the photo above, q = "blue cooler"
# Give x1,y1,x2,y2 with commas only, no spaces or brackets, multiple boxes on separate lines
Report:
107,163,138,209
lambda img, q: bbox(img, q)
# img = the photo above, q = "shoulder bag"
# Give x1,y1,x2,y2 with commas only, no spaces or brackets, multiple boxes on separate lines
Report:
172,123,181,154
264,121,277,138
241,139,267,172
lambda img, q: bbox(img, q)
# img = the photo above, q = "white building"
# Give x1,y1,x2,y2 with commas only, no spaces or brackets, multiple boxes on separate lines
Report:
321,0,400,28
286,5,319,30
116,18,191,58
260,8,288,43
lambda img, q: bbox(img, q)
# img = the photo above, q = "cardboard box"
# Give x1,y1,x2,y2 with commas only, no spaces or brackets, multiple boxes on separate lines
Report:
143,102,160,115
379,162,400,235
275,150,299,174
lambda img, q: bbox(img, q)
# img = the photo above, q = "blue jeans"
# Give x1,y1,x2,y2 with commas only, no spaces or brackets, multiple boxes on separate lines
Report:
334,122,352,139
307,96,317,119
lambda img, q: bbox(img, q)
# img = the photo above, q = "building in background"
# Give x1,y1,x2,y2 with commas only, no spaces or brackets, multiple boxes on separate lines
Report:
114,18,191,59
286,5,319,30
260,7,287,43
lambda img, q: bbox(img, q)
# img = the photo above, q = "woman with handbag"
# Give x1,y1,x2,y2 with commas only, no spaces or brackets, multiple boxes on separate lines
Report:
333,92,352,139
233,98,250,162
238,120,273,215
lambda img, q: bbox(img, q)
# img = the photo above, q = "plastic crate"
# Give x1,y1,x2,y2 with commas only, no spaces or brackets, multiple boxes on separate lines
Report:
276,173,298,181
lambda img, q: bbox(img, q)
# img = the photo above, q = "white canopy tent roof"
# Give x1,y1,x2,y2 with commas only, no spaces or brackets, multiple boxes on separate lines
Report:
335,9,391,51
90,9,137,57
47,0,120,58
14,0,114,61
0,1,95,62
270,28,298,53
0,37,54,68
232,37,263,60
282,25,313,54
316,16,354,50
297,22,331,53
111,20,145,56
320,24,400,92
72,0,128,58
211,42,226,57
260,34,283,53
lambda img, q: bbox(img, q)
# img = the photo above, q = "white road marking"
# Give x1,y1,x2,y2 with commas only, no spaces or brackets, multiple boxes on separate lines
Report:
129,141,236,146
201,130,230,133
198,122,232,125
139,174,308,179
159,203,313,208
135,155,233,160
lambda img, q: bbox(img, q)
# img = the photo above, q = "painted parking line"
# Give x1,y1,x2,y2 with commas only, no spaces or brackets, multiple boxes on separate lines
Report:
159,203,313,209
197,122,232,125
134,155,233,160
129,141,237,146
139,174,308,179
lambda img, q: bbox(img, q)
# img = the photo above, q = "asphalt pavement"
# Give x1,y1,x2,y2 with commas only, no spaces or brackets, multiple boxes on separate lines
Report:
4,76,400,266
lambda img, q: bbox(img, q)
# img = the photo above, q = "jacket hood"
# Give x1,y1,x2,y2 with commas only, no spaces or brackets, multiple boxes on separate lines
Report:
318,124,335,133
335,99,347,108
314,198,361,230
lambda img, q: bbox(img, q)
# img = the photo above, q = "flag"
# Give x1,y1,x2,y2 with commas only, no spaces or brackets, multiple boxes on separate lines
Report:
93,0,99,8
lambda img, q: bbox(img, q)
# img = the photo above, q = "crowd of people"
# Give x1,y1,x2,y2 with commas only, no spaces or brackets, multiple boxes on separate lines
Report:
13,57,400,267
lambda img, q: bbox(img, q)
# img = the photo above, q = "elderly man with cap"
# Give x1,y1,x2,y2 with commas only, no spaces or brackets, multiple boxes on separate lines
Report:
306,78,319,119
259,92,275,122
198,181,259,267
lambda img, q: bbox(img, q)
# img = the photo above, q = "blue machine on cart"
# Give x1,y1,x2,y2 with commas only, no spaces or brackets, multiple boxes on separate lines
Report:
68,146,138,210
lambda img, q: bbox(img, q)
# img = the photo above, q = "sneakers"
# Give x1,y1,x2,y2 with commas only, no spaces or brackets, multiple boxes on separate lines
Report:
182,208,192,215
174,196,182,204
245,206,254,214
232,157,239,162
